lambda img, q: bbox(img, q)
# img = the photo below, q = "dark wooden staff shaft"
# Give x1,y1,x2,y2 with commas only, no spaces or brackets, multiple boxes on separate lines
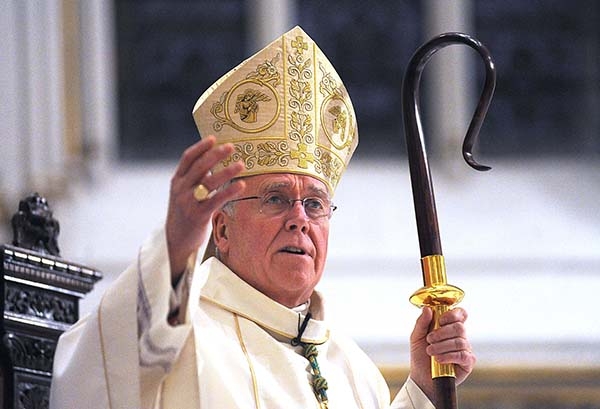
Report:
401,32,496,409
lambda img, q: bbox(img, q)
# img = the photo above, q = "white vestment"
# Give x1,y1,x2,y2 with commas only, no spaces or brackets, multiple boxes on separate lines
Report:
50,228,434,409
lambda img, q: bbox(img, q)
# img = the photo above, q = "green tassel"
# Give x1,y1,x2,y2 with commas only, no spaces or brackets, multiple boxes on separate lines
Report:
302,343,328,405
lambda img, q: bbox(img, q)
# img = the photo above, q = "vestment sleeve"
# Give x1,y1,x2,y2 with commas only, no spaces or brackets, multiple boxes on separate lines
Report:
389,377,435,409
50,227,199,409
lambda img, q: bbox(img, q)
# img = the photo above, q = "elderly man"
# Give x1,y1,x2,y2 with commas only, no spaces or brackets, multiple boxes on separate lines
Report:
50,27,474,408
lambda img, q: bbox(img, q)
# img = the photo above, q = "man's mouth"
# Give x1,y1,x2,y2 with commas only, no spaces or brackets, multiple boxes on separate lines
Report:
280,246,307,255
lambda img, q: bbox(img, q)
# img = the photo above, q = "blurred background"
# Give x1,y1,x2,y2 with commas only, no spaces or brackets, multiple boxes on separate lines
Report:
1,1,599,407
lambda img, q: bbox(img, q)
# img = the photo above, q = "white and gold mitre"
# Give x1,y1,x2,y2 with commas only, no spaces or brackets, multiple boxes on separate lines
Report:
192,26,358,193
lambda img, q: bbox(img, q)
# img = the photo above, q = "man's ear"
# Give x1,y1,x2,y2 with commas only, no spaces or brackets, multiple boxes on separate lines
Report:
212,211,229,253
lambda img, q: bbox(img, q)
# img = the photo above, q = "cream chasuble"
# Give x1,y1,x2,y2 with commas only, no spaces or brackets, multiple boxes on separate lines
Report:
50,228,434,409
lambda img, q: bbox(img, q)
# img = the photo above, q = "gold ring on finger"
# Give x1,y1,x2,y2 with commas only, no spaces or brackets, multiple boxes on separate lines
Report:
193,184,211,202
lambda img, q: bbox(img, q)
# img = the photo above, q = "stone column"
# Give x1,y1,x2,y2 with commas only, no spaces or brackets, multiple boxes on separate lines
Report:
423,0,475,176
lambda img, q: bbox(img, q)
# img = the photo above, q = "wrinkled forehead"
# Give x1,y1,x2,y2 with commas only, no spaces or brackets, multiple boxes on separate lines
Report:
241,173,330,198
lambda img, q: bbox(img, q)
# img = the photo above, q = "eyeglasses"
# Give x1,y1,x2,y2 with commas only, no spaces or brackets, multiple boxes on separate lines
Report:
227,192,337,220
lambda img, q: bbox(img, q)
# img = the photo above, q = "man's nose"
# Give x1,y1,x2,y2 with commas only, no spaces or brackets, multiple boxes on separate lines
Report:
284,200,310,232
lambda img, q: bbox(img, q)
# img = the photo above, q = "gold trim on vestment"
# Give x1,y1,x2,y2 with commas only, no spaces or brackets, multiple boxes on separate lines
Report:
97,293,114,409
235,314,261,409
200,295,330,344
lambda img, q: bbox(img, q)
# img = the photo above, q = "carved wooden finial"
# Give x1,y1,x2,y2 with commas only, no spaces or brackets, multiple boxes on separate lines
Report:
11,193,60,256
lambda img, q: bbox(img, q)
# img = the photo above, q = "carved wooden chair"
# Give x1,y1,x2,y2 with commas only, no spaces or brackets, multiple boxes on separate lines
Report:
0,193,102,409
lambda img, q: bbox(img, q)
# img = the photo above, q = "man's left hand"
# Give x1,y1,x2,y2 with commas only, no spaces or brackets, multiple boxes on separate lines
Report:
408,307,476,400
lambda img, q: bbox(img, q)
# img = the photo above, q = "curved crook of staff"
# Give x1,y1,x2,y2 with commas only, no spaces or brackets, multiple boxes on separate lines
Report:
401,32,496,409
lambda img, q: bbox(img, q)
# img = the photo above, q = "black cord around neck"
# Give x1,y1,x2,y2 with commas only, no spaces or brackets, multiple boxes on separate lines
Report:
291,312,312,346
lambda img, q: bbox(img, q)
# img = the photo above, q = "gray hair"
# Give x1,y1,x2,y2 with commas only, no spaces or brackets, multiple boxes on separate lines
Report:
219,179,238,216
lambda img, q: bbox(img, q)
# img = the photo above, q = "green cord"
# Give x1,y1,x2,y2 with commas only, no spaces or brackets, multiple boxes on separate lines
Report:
292,312,329,408
302,343,328,407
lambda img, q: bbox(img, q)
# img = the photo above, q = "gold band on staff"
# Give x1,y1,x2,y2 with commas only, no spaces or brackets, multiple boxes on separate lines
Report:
410,255,464,379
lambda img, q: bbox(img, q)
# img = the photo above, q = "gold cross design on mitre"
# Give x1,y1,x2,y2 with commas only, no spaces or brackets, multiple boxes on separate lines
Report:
290,143,315,168
291,36,308,54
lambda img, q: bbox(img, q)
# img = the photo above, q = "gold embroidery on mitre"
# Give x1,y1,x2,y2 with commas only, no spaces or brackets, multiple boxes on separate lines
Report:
319,62,354,150
287,33,315,173
210,54,282,133
192,26,358,193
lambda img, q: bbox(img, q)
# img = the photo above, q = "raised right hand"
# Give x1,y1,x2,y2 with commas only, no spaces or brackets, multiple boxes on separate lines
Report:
166,136,245,284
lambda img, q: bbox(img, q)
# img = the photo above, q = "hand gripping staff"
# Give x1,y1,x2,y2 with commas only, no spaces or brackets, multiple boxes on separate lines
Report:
401,32,496,409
